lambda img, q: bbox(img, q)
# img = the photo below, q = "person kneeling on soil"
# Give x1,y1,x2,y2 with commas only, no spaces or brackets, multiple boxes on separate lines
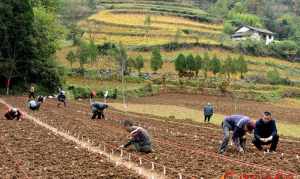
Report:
218,115,255,154
119,120,152,153
90,102,108,120
252,112,279,153
4,107,22,121
28,96,45,111
57,89,67,107
203,102,213,123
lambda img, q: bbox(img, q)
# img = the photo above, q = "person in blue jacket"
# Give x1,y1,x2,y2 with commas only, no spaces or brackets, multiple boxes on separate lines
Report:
90,102,108,120
203,102,213,122
252,112,279,153
218,115,255,154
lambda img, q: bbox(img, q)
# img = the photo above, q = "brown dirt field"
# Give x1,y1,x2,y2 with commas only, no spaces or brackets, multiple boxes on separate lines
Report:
124,93,300,125
1,96,299,178
0,103,142,179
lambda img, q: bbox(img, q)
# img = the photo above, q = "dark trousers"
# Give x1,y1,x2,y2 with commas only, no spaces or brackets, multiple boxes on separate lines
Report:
219,121,246,153
252,135,279,151
91,110,104,119
30,103,41,111
28,92,35,99
5,113,20,120
57,97,66,107
204,114,212,122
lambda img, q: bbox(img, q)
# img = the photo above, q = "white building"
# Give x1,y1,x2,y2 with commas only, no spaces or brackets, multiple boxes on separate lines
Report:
231,25,275,45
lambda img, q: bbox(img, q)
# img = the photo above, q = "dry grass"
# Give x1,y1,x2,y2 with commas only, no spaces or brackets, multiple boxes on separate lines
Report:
66,76,145,90
88,10,222,31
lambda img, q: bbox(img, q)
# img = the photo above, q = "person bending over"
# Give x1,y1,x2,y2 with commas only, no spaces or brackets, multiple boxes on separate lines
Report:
119,120,152,153
90,102,108,120
218,115,255,154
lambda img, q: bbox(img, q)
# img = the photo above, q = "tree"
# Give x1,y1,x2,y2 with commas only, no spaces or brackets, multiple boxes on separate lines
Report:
77,41,90,74
110,43,128,75
0,0,63,94
174,53,186,75
87,0,97,10
186,54,195,73
127,57,135,74
194,55,203,77
202,52,210,78
150,48,163,73
267,68,281,84
135,55,144,76
223,56,234,80
209,55,221,76
66,51,77,68
236,55,248,79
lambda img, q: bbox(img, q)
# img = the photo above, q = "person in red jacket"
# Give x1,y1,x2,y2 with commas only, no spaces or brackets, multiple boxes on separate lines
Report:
4,107,23,121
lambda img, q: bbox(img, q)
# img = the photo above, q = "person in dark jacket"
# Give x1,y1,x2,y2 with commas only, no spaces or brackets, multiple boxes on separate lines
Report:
218,115,255,154
252,112,279,153
57,89,66,107
203,102,214,122
4,108,22,121
90,102,108,120
28,96,45,111
119,120,152,153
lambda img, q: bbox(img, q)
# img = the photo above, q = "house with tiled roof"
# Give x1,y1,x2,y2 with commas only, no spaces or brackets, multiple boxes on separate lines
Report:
231,25,275,45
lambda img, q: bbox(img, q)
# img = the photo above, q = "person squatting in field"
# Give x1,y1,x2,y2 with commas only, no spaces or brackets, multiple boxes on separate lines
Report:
119,120,152,153
203,102,214,123
252,112,279,153
90,102,108,120
28,96,45,111
4,107,22,121
218,115,255,154
57,89,66,107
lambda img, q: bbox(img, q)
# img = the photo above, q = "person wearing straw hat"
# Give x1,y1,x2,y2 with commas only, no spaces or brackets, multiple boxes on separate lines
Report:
218,115,255,154
4,107,22,121
252,111,279,153
203,102,214,123
119,120,152,153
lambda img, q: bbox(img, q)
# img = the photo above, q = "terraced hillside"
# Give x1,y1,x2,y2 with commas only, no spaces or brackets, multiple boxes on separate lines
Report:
78,0,222,46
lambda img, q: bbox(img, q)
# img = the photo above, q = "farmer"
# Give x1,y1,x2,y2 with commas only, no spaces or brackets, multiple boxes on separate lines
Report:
28,96,45,111
252,112,279,153
57,89,66,107
28,85,35,100
218,115,255,154
203,102,214,123
119,120,152,153
4,107,22,121
90,102,108,120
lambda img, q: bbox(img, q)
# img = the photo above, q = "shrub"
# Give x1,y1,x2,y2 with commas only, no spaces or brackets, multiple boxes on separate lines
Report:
69,85,90,99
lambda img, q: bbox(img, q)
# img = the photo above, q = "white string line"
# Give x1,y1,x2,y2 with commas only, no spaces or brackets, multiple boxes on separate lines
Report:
0,98,165,179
